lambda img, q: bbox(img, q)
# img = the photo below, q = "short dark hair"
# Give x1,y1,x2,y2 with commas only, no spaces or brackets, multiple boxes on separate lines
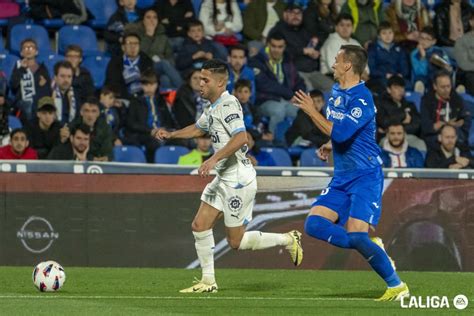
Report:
202,59,229,78
387,75,405,88
187,19,204,31
54,60,74,76
340,45,367,76
439,123,456,135
387,121,405,130
65,45,83,57
229,44,247,56
82,97,100,109
267,31,286,43
336,13,354,25
10,128,28,139
434,70,452,83
140,69,159,85
235,79,251,91
309,89,323,99
100,85,116,97
377,21,393,34
20,38,37,49
420,26,436,39
122,32,141,44
71,123,92,136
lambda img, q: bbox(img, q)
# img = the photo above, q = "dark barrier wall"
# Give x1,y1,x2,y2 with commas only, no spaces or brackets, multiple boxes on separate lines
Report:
0,173,473,271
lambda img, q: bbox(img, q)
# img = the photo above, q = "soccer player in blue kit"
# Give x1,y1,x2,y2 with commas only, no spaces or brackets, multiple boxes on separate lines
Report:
293,45,410,301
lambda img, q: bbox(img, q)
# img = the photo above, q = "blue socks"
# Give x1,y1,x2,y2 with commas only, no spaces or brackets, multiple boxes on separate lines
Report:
304,215,351,248
348,232,401,287
305,215,401,287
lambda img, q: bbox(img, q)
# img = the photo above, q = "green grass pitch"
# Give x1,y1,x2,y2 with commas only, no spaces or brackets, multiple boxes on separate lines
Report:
0,267,473,315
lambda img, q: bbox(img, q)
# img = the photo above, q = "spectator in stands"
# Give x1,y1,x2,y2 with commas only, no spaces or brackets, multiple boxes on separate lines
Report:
126,8,183,89
178,135,212,165
10,38,51,122
26,96,62,159
380,122,424,168
68,98,114,161
243,0,285,56
421,71,471,150
52,61,80,124
411,26,453,93
100,86,123,145
425,124,473,169
339,0,385,47
173,69,203,128
65,45,95,104
105,32,154,99
433,0,472,52
376,76,420,139
48,123,93,161
105,0,142,56
367,22,410,94
0,80,10,146
226,45,256,104
124,71,176,162
176,20,227,75
0,129,37,160
384,0,431,50
285,89,330,147
270,3,333,91
249,32,306,134
245,130,275,166
320,14,361,75
155,0,195,51
454,10,474,95
29,0,88,24
303,0,338,45
233,79,257,130
199,0,243,44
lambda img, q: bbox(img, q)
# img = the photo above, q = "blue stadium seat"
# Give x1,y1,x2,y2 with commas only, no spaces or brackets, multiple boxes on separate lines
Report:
8,115,22,130
154,145,190,164
0,53,20,79
192,0,202,15
82,55,111,89
113,146,146,163
37,54,65,77
85,0,118,29
260,147,292,166
10,24,51,56
469,121,474,148
405,91,422,112
274,118,293,145
0,33,5,53
299,148,328,167
136,0,156,9
57,25,100,56
461,93,474,118
40,18,65,29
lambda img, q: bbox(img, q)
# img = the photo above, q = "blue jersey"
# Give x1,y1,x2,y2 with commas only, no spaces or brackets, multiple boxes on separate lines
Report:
326,81,382,174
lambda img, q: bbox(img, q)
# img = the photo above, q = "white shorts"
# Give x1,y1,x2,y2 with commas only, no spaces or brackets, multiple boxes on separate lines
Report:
200,177,257,228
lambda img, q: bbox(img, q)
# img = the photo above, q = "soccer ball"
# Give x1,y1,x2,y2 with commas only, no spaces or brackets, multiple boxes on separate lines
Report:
32,261,66,292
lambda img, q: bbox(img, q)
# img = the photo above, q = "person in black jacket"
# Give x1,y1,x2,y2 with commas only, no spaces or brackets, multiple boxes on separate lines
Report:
173,68,203,128
425,124,473,169
433,0,472,48
155,0,195,51
10,38,51,122
376,76,421,140
285,89,330,147
0,80,10,146
420,71,471,149
48,123,93,161
65,45,95,103
123,70,176,162
104,32,154,100
303,0,338,44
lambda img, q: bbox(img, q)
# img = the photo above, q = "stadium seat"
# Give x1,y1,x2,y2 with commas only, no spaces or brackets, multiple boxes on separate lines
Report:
405,91,422,113
154,145,190,164
113,146,146,163
85,0,118,29
10,23,51,55
460,93,474,118
299,148,328,167
0,53,20,79
40,18,65,29
192,0,202,15
288,146,305,158
57,25,100,56
8,115,22,130
37,54,65,78
274,118,293,145
260,147,292,166
82,55,111,89
136,0,156,9
0,33,5,53
469,122,474,148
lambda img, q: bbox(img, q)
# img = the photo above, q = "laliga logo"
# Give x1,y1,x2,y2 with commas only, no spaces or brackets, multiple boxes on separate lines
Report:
17,216,59,254
401,295,468,310
87,165,103,174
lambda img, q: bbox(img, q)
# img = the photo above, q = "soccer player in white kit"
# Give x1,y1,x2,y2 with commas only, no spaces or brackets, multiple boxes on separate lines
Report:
153,59,303,293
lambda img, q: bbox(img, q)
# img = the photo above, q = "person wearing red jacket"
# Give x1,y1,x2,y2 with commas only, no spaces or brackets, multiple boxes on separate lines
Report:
0,128,38,160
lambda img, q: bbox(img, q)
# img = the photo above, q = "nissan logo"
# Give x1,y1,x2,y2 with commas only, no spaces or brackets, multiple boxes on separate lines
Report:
17,216,59,253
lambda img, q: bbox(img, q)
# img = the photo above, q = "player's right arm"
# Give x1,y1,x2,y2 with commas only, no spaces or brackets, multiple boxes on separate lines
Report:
152,124,206,140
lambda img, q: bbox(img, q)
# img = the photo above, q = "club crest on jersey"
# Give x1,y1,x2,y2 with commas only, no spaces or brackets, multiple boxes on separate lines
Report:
228,196,243,212
334,96,342,107
351,107,362,118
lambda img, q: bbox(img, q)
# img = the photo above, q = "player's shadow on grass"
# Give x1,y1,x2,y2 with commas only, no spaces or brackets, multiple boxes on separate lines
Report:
318,290,380,299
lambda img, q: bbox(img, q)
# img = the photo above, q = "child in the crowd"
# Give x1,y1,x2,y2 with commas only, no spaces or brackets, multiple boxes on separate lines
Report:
100,86,123,145
233,79,255,130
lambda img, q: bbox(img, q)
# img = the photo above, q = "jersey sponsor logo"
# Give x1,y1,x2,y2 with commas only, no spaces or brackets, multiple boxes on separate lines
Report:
358,98,368,106
224,113,240,123
210,131,220,143
327,109,344,120
351,107,362,118
347,115,359,123
228,195,243,213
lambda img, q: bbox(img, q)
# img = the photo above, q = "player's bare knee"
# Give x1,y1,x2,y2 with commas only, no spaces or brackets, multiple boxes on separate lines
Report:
226,236,242,250
191,220,207,232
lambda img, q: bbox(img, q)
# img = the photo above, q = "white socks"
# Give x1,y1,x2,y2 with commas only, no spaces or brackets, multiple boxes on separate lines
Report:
238,231,291,250
193,229,215,284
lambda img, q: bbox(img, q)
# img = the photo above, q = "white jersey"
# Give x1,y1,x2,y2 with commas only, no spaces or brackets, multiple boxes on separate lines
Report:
196,91,256,187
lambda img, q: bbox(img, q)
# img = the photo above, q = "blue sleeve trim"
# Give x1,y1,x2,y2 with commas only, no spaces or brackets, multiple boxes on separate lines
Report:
231,127,246,135
195,122,208,132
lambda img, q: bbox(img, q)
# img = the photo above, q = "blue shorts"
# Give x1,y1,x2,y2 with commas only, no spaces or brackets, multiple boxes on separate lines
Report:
312,167,384,226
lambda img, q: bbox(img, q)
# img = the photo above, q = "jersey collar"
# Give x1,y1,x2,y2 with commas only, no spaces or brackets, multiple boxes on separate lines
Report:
210,91,230,109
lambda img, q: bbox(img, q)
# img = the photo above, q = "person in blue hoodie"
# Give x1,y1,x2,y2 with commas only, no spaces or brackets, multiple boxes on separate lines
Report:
367,21,409,94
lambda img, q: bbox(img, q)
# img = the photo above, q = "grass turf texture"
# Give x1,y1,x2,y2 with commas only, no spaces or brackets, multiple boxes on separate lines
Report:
0,268,473,315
